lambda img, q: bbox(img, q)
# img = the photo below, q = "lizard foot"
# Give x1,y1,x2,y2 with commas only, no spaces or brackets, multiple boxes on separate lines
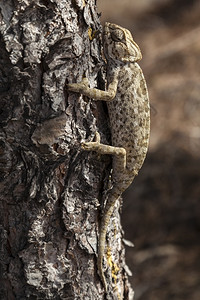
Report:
81,131,101,151
81,141,99,151
66,78,89,93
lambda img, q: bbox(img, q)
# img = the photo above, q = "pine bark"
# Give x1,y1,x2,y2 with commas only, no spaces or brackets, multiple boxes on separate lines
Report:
0,0,133,299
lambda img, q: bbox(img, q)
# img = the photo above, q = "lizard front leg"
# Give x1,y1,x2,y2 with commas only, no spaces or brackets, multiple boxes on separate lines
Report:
66,76,118,101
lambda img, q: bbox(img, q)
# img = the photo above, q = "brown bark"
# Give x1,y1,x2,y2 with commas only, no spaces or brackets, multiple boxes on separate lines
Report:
0,0,133,299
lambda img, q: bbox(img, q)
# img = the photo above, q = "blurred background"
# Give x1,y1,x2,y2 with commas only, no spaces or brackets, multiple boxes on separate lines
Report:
98,0,200,299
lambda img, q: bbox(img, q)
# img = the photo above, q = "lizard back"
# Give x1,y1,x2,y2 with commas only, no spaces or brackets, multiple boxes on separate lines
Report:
107,62,150,185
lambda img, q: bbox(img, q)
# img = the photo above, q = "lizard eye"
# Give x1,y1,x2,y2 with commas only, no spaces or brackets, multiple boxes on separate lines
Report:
111,29,125,42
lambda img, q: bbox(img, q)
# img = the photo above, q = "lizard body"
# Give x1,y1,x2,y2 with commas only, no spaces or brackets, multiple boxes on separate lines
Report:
67,22,150,293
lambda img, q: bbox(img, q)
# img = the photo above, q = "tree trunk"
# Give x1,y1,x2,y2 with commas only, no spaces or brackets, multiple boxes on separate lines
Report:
0,0,133,299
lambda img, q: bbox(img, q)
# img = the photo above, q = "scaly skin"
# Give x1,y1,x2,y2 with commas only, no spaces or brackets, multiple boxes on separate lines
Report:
66,22,150,294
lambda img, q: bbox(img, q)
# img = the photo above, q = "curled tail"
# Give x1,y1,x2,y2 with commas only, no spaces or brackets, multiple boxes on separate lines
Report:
97,186,121,292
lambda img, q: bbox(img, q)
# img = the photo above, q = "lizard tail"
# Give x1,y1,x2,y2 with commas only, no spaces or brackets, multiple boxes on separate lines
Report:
97,186,121,292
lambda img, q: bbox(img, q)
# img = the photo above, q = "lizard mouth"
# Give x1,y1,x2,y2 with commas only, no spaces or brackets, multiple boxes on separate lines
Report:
103,22,110,35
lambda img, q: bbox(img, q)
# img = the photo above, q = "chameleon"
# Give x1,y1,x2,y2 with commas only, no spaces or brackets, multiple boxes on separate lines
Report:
66,22,150,293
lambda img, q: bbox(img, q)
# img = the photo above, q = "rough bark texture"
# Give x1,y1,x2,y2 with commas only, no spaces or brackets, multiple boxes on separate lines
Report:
0,1,133,299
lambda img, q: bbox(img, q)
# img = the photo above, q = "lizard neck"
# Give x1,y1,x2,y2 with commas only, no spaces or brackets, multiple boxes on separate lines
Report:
106,60,124,79
107,59,125,69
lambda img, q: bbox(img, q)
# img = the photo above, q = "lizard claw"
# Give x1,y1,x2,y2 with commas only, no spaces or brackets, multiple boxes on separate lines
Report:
81,142,90,150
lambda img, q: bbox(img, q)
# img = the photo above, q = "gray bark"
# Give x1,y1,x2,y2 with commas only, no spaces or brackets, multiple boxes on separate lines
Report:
0,0,133,299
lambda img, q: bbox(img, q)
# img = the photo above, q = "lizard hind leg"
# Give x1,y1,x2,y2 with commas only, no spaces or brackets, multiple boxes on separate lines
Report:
81,132,126,169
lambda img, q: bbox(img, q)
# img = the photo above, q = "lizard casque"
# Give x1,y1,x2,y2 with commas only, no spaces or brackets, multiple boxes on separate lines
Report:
67,22,150,293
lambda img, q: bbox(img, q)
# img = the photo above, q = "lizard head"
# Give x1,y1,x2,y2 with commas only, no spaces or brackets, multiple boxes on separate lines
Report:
103,22,142,63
